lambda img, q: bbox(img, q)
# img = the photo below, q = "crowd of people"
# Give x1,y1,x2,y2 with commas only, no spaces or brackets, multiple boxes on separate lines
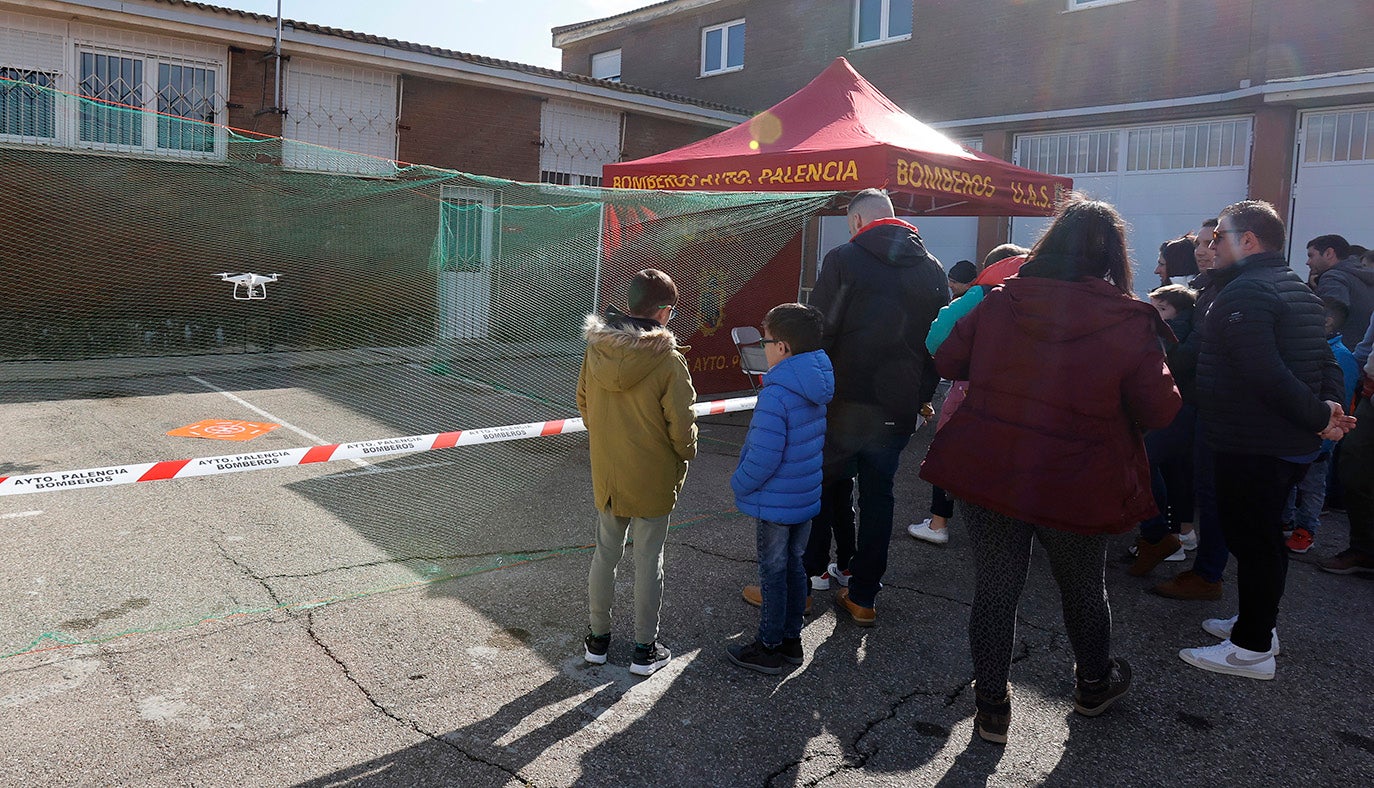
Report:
573,188,1372,744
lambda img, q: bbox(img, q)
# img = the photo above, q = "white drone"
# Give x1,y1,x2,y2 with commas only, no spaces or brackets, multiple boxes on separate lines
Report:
215,272,281,300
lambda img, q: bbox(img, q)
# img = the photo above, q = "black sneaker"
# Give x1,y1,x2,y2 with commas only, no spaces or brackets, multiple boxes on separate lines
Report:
778,637,804,665
1074,657,1132,717
584,629,610,665
726,640,783,675
974,687,1011,745
630,642,671,676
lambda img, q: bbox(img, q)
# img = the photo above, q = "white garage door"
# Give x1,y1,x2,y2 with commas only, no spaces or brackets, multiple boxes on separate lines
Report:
1289,106,1374,283
1010,118,1252,297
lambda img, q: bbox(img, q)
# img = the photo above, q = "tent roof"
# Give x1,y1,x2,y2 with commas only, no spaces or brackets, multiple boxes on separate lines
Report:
604,58,1071,216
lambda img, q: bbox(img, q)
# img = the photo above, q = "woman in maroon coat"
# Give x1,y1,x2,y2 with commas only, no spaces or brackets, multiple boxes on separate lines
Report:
920,197,1180,744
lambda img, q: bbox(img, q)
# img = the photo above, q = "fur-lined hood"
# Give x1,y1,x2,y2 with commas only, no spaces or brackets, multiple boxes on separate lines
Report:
582,312,685,392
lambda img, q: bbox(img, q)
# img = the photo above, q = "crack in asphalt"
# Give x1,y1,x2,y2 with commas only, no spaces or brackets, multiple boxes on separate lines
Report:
259,545,593,581
677,541,757,565
763,747,842,788
206,535,536,783
211,535,285,608
303,610,534,787
799,636,1047,787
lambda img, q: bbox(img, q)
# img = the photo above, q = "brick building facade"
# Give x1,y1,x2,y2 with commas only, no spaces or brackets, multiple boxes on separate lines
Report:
0,0,745,359
556,0,1374,281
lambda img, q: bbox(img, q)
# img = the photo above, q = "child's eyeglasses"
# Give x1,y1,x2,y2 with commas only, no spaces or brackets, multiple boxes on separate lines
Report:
753,338,784,347
657,305,678,320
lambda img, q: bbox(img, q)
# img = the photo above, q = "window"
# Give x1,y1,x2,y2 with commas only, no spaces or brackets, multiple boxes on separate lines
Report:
540,100,620,187
78,52,143,146
439,186,499,273
0,11,64,143
73,46,222,154
156,63,217,152
0,68,56,138
283,59,398,176
591,49,621,83
701,19,745,76
1017,120,1252,175
1302,109,1374,164
854,0,912,48
0,14,225,156
1126,119,1250,171
1015,130,1119,175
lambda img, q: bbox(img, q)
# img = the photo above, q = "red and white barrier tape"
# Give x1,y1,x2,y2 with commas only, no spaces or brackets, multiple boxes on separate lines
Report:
0,396,757,497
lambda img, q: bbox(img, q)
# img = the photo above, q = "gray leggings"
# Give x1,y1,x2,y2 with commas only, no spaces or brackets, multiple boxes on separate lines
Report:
963,503,1112,697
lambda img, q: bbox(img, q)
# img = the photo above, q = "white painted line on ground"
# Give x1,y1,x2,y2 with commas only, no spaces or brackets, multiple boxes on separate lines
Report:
187,375,370,469
1,510,43,520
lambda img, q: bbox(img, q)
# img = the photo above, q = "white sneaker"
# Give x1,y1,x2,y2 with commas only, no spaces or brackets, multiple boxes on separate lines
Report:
907,518,950,545
1200,615,1280,655
1128,543,1187,561
826,562,851,587
1178,640,1275,680
809,573,830,591
1178,530,1198,551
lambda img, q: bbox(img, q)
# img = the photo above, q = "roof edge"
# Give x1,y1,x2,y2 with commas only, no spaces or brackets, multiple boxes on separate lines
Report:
27,0,749,121
552,0,725,47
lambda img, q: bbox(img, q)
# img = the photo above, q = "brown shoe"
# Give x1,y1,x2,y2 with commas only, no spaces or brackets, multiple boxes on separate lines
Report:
1151,569,1223,600
835,587,875,626
1128,534,1183,577
741,585,813,614
1319,548,1374,575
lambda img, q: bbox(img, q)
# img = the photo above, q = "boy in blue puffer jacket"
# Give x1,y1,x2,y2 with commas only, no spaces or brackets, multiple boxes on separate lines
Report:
727,303,834,674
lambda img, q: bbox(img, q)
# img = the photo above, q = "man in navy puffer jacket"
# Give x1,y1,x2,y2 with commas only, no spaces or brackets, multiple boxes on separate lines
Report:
728,303,834,674
1180,201,1354,680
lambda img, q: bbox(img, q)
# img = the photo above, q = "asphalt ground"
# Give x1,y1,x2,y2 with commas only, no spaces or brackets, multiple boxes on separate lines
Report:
2,357,1373,786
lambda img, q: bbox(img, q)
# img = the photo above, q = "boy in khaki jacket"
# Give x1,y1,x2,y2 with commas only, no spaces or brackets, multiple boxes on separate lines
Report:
577,269,697,676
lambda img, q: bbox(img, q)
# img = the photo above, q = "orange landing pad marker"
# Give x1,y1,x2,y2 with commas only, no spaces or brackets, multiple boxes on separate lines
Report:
167,419,282,441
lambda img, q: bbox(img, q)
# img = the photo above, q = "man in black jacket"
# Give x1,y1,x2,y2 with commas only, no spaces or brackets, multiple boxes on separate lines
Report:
1179,200,1355,680
1308,234,1374,352
804,188,949,625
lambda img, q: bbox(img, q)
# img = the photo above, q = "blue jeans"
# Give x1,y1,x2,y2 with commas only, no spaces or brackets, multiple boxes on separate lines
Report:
804,401,912,608
1282,455,1328,533
757,518,812,647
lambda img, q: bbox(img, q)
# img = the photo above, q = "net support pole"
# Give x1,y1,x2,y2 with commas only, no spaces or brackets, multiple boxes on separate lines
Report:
592,200,605,315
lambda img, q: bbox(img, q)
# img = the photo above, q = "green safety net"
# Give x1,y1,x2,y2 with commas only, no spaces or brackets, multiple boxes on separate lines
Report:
0,79,835,658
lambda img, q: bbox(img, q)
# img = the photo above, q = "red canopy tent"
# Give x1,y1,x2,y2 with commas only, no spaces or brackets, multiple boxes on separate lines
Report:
604,57,1071,216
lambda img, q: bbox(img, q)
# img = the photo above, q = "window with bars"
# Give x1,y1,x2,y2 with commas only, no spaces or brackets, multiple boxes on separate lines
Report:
540,171,602,187
157,63,216,152
0,68,55,138
75,49,221,153
540,100,620,186
1125,119,1249,171
1,13,225,156
439,187,499,273
1016,130,1118,175
283,59,398,175
1303,109,1374,163
78,51,143,146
